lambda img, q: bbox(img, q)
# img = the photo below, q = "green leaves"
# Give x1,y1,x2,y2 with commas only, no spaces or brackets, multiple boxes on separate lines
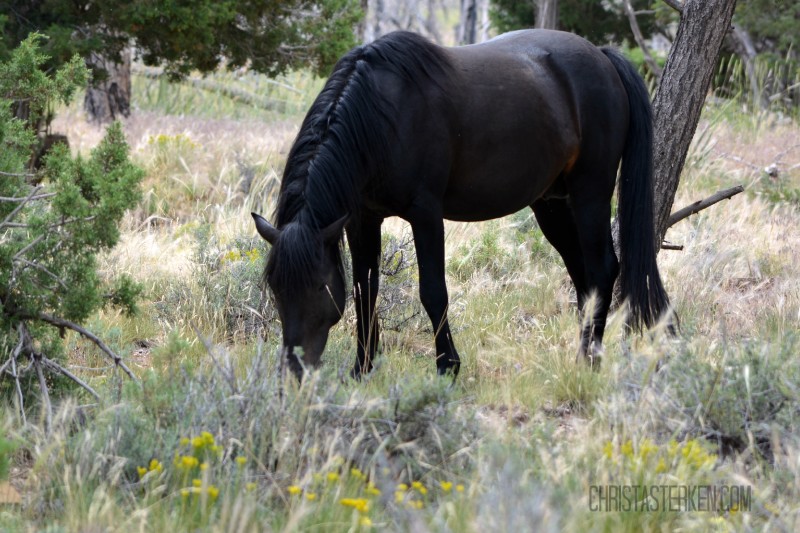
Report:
1,36,143,391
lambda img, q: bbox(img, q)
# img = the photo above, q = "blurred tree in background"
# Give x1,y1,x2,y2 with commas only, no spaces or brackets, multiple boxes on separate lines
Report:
0,0,363,121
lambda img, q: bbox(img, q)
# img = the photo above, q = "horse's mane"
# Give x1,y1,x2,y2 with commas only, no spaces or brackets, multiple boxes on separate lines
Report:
266,32,453,290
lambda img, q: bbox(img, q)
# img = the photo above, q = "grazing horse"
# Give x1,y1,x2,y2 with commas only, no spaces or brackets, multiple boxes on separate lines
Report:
252,29,670,379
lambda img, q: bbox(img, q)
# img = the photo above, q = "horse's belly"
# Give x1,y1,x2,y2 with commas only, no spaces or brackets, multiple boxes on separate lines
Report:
441,169,555,222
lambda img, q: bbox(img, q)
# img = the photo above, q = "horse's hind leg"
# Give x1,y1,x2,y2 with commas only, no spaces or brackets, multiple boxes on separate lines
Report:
531,198,588,310
565,178,620,366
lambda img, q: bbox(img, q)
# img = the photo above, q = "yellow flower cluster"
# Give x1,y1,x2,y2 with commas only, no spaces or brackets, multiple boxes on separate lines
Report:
137,458,164,479
604,437,718,474
179,484,220,501
340,497,370,513
221,248,262,265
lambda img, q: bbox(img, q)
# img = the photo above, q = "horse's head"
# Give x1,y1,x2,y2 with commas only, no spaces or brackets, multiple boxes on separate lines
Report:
252,212,348,378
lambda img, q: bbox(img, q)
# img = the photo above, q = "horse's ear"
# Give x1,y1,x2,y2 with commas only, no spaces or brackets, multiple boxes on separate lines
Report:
321,214,349,244
252,212,280,245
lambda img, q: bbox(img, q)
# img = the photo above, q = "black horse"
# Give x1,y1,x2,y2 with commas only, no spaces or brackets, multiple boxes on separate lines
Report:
252,30,670,379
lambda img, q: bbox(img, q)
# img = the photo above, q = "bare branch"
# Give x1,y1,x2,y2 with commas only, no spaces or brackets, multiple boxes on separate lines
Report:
661,0,683,13
15,258,69,290
34,313,139,382
623,0,662,79
661,242,684,251
0,170,35,178
10,353,26,425
667,185,745,228
0,186,43,229
34,356,52,431
0,193,56,202
42,356,101,400
13,234,45,260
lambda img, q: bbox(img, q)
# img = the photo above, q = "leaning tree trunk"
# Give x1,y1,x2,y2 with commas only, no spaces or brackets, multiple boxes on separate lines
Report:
84,48,132,123
652,0,737,247
535,0,558,30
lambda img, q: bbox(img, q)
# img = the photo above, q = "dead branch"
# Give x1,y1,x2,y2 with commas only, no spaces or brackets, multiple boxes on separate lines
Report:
35,313,138,382
661,242,684,251
34,355,52,430
42,356,101,400
667,185,744,228
661,0,683,13
0,186,43,229
0,193,56,202
623,0,662,79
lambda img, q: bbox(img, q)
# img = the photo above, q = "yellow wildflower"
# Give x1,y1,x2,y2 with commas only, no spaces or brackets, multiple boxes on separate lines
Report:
603,441,614,460
246,482,257,492
180,456,199,470
639,439,658,461
411,481,427,495
180,488,190,498
327,472,340,483
350,467,365,480
655,458,668,474
192,479,202,488
305,492,317,501
288,485,302,495
179,437,190,446
440,481,453,492
340,498,369,513
395,491,405,503
192,436,205,449
455,484,465,493
620,440,634,459
137,466,147,478
149,459,163,473
397,483,408,491
207,485,219,500
200,462,209,471
360,516,373,527
365,482,381,496
235,456,247,467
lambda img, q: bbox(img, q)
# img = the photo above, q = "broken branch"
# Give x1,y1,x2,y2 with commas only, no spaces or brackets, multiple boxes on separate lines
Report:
35,313,139,382
667,185,744,228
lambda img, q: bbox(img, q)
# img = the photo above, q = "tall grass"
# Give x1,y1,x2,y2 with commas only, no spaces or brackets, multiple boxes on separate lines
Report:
5,61,800,531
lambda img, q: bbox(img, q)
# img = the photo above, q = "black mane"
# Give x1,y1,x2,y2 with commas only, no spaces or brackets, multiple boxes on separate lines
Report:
266,32,453,289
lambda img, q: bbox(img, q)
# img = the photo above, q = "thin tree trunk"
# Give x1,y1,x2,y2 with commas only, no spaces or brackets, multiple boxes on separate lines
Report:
459,0,477,44
623,0,662,80
731,24,767,109
535,0,558,30
652,0,737,246
84,47,132,123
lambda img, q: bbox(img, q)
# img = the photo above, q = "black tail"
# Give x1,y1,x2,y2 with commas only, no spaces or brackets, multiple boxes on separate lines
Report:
601,48,670,331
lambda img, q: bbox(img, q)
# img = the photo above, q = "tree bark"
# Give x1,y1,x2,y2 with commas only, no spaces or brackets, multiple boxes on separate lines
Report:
652,0,737,247
535,0,558,30
459,0,477,44
84,47,132,123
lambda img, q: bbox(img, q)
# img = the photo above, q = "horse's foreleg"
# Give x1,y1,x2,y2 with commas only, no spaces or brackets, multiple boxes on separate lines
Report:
347,214,383,379
409,208,461,377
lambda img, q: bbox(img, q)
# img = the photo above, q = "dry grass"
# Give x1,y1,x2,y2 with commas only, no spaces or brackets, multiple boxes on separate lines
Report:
4,86,799,531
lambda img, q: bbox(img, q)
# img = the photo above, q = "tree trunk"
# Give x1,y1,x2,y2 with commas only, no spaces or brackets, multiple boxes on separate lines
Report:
459,0,477,44
652,0,737,247
84,48,132,123
535,0,558,30
730,24,767,110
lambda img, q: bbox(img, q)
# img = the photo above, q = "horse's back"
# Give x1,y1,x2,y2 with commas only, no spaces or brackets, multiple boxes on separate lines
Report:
429,30,628,220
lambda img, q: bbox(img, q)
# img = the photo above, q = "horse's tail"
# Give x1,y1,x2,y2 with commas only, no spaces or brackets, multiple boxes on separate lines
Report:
601,47,670,331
